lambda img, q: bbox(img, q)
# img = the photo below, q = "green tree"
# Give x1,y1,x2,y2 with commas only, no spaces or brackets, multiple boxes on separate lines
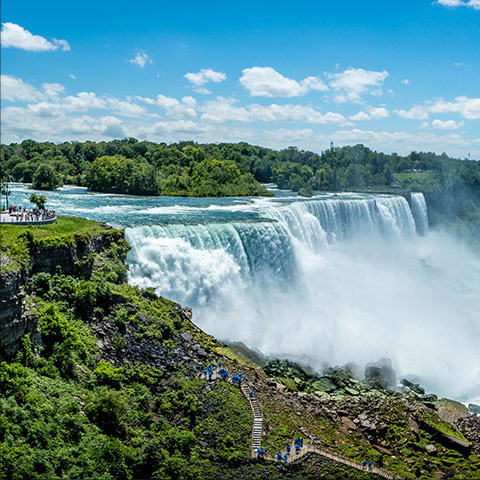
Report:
29,193,47,210
32,164,63,190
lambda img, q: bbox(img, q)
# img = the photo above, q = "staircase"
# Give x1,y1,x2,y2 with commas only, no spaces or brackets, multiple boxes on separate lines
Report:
202,366,397,479
240,383,264,457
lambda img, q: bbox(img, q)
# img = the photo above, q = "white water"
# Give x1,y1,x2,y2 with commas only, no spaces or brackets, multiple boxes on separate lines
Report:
126,193,480,402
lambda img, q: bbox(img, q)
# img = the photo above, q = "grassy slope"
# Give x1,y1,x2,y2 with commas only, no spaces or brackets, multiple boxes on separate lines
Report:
0,216,111,273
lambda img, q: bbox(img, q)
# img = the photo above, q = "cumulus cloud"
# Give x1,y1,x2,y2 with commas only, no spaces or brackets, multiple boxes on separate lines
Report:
435,0,480,10
42,83,65,97
431,119,464,130
129,50,152,68
328,68,389,103
239,67,328,97
401,79,410,85
396,105,430,120
429,96,480,119
184,68,226,88
155,94,197,119
199,96,345,124
1,75,44,102
1,22,70,51
349,106,390,121
69,74,76,80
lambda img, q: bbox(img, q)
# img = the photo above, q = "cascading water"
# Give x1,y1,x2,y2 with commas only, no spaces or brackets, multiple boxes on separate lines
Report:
8,184,479,402
126,192,480,402
410,192,429,236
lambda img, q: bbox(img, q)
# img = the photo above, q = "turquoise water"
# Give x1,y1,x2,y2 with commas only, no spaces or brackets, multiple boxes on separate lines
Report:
6,183,480,403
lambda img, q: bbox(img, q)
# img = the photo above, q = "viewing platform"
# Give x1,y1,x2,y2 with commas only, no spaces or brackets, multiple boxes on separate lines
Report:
0,211,57,226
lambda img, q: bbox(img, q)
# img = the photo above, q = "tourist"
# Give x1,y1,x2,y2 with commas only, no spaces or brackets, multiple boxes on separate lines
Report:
249,390,254,399
283,453,288,463
368,461,372,471
276,452,282,461
286,444,291,455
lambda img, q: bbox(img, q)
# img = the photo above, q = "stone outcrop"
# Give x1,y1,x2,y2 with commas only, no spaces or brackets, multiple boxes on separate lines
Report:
0,230,123,356
365,358,396,390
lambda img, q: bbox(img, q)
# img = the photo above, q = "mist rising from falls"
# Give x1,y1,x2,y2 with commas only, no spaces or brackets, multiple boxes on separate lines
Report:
126,193,480,401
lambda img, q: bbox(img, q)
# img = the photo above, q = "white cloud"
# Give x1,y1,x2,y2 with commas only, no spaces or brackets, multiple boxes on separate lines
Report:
184,68,226,86
155,94,197,119
42,83,65,97
199,96,346,124
1,75,43,102
401,79,410,85
396,105,430,120
1,22,70,51
431,119,464,130
239,67,328,97
349,106,390,121
53,39,70,51
330,128,467,150
435,0,480,10
429,96,480,119
69,74,76,80
328,68,389,103
129,50,152,68
193,87,212,95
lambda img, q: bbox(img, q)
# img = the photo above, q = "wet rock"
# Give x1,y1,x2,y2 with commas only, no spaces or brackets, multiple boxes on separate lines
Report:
468,403,480,415
420,420,471,454
401,378,425,395
365,358,396,390
408,416,420,436
311,377,337,393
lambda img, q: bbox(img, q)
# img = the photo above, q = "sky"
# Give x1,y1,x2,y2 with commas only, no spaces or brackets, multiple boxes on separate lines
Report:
1,0,479,158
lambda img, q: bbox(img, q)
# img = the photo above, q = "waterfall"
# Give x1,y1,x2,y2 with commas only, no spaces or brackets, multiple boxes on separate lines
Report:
126,193,480,401
410,192,429,236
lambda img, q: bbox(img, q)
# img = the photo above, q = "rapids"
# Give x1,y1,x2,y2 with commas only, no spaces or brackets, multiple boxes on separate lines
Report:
7,184,480,402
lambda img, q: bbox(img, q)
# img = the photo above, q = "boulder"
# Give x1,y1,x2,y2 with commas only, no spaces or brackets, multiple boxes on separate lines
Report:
401,378,425,395
425,444,437,455
365,358,396,390
436,398,469,425
311,377,337,393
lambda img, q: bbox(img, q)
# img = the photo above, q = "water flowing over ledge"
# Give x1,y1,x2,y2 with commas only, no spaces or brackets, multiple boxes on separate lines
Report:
126,193,480,402
7,184,480,402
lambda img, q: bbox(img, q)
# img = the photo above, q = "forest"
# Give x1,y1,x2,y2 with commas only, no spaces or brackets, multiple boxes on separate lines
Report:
1,139,479,197
1,139,480,197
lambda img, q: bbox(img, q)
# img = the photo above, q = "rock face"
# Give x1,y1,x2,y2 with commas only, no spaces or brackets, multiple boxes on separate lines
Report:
365,358,396,390
0,231,122,356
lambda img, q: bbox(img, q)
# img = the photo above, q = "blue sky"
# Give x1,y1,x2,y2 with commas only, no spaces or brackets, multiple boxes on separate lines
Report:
1,0,479,157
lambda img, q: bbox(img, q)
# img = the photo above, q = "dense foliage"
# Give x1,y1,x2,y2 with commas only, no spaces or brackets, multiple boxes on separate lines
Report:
0,221,251,480
1,139,479,196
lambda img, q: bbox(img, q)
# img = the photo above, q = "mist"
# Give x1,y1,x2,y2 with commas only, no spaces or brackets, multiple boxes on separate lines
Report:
126,194,480,402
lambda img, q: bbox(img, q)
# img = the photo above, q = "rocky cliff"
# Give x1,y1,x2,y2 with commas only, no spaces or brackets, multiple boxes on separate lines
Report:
0,219,124,356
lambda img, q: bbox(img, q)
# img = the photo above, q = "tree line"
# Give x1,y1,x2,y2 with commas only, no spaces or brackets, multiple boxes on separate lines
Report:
1,138,479,199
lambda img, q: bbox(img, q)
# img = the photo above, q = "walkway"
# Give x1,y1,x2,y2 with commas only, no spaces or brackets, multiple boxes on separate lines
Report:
264,442,396,479
202,364,397,479
0,212,57,225
240,383,264,457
